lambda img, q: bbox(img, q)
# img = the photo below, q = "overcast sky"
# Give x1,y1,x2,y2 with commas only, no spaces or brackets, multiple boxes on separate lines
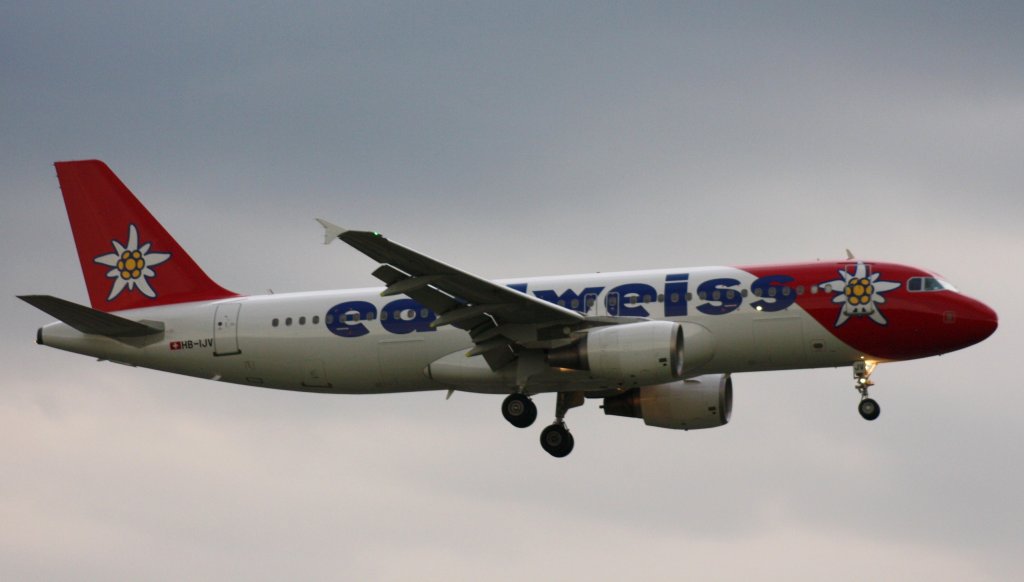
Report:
2,2,1023,580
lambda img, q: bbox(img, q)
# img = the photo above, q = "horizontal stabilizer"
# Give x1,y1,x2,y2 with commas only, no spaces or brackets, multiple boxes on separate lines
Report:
19,295,164,337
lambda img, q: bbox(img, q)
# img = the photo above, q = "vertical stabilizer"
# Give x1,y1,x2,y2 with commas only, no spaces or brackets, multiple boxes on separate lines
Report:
55,160,238,312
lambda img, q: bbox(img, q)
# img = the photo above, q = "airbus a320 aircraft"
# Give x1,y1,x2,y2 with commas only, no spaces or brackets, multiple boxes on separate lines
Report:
22,161,998,457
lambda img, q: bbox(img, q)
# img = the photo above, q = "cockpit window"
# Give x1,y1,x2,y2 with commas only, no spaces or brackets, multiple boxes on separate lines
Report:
907,276,956,293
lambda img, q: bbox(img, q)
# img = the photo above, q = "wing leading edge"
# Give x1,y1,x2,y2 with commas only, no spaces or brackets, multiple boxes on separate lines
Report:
317,219,588,369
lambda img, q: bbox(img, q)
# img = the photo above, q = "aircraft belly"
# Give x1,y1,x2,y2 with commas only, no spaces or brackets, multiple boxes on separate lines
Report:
686,309,861,375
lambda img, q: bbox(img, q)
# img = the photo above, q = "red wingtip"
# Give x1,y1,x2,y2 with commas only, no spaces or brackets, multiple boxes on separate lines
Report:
55,160,238,312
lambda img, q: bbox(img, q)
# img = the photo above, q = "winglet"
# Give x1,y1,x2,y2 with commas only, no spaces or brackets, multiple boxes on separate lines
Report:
316,218,346,245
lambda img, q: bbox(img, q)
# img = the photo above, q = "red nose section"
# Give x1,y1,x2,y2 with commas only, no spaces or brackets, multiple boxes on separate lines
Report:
958,298,998,349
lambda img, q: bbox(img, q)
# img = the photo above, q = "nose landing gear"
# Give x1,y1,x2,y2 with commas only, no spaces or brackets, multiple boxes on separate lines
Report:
853,360,880,421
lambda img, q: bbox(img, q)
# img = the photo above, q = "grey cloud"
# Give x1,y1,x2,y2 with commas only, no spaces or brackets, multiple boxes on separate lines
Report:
2,2,1022,580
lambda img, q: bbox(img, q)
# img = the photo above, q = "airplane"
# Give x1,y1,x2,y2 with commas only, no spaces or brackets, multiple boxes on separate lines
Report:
21,160,998,457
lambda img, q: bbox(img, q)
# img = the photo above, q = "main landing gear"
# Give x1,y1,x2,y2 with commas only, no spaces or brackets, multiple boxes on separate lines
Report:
853,360,880,421
501,391,583,458
501,393,537,428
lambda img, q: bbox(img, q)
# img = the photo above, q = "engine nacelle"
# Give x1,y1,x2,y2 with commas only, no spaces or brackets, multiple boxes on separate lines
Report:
547,321,683,386
602,374,733,430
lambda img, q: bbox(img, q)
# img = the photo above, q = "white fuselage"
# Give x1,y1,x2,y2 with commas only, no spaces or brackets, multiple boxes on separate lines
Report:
39,267,863,394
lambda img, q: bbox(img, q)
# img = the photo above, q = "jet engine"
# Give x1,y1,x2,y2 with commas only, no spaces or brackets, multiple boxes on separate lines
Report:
602,374,733,430
546,321,683,386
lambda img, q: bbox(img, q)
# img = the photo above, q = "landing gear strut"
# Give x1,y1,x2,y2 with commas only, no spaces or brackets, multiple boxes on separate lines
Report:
501,393,537,428
539,391,584,458
853,360,880,421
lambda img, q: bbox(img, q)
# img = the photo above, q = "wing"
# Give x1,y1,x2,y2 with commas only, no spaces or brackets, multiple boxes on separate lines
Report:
317,219,587,369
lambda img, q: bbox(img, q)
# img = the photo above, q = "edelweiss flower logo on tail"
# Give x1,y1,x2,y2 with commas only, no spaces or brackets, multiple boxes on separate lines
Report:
93,224,171,300
820,262,900,327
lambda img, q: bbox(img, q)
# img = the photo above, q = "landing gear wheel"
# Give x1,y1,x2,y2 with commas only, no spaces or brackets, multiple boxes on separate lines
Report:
540,423,574,458
858,398,880,421
502,393,537,428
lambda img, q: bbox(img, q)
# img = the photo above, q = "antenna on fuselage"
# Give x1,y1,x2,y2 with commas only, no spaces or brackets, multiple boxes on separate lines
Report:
846,249,856,260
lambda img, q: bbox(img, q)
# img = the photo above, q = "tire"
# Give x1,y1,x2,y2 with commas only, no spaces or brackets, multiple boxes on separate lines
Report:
502,393,537,428
540,424,574,457
858,398,881,421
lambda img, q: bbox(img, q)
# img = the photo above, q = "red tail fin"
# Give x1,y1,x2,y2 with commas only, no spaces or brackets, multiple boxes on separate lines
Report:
55,160,238,312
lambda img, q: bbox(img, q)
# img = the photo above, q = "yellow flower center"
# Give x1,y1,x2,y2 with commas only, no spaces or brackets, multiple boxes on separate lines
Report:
116,250,146,280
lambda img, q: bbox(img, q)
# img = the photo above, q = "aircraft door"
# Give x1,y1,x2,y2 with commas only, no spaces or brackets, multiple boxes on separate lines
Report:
214,303,242,356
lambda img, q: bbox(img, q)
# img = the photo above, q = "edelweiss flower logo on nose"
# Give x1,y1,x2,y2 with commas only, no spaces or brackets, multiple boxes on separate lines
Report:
93,225,171,300
820,262,900,327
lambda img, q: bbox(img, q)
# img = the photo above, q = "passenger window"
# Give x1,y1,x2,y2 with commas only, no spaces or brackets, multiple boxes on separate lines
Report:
312,316,320,324
420,308,429,318
285,317,292,326
643,294,652,303
325,314,334,325
670,293,680,303
299,316,306,325
272,318,279,327
570,299,579,309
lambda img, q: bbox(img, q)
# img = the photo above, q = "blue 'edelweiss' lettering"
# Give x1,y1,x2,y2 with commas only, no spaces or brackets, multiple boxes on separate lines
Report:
326,273,797,337
533,286,603,314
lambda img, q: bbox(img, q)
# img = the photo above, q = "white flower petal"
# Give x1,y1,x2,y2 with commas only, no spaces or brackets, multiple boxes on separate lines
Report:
126,225,139,251
835,310,850,327
95,253,119,267
821,280,844,292
145,252,171,267
107,278,128,300
135,277,157,298
853,262,867,279
874,281,900,292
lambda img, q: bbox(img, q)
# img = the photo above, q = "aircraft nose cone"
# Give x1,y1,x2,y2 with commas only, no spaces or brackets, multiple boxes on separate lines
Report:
962,299,998,346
